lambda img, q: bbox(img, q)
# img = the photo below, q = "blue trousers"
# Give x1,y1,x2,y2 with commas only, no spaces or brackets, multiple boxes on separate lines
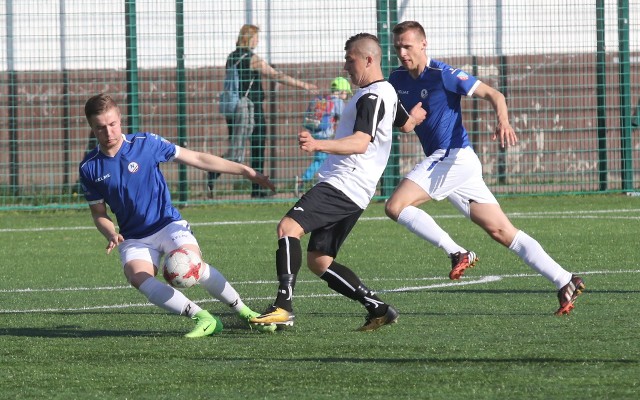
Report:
301,151,328,182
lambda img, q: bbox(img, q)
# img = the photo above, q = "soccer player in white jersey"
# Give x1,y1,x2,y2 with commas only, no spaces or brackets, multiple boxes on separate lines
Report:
79,93,276,337
250,33,426,331
385,21,584,315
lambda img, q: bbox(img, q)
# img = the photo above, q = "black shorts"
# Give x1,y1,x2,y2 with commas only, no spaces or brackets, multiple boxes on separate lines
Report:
285,182,364,258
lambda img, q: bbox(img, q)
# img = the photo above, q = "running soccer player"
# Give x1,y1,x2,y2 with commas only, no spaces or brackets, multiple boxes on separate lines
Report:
79,93,276,337
385,20,584,315
249,33,426,331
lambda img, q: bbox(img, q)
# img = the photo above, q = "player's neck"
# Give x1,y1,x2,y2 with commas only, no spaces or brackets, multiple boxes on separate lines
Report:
359,72,384,87
408,62,427,79
99,139,124,157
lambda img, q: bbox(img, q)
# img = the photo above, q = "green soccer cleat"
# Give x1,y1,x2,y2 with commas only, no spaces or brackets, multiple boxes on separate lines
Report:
185,310,223,338
238,305,277,333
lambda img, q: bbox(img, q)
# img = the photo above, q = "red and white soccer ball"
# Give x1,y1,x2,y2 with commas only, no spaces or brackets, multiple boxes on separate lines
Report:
162,248,205,288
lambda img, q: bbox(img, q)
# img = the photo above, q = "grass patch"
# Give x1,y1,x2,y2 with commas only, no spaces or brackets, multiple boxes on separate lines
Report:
1,194,639,399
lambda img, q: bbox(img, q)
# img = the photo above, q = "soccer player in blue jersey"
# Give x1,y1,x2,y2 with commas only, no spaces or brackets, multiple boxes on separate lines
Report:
249,33,426,331
79,93,276,337
385,21,584,316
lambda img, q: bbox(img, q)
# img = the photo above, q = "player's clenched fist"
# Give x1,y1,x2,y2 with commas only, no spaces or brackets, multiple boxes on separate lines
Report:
298,130,318,153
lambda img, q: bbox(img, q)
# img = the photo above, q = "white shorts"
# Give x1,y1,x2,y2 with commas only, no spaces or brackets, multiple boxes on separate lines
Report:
118,220,199,267
405,147,498,218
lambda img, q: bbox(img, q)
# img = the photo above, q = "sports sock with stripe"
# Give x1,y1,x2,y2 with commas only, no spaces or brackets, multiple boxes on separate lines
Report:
273,236,302,312
199,263,246,311
320,261,388,317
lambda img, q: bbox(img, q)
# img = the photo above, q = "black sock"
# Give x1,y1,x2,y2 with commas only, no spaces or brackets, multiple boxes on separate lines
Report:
273,237,302,312
320,261,388,316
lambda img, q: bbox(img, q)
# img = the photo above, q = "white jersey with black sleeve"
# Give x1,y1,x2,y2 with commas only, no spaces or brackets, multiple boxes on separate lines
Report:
316,79,409,209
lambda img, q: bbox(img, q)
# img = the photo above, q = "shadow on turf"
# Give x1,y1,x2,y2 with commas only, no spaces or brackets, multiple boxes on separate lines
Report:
0,326,264,338
0,326,171,338
223,356,638,365
410,288,551,295
0,311,260,338
412,288,640,295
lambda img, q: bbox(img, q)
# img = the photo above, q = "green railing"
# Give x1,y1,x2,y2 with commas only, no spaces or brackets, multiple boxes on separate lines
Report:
0,1,638,210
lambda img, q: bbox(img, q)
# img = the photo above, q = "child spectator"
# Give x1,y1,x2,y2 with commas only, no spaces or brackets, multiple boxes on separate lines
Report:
296,77,352,196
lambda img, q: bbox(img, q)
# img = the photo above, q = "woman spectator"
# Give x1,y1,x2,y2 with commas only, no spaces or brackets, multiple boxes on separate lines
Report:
211,24,318,197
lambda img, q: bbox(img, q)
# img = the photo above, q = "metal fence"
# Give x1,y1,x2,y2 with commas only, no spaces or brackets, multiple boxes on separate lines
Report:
1,0,639,209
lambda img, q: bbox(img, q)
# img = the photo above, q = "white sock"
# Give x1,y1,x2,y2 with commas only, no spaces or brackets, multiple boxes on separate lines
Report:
397,205,466,255
138,278,202,317
199,264,245,312
508,230,572,289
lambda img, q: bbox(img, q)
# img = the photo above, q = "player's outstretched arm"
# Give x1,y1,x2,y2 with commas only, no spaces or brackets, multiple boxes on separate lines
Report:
175,146,275,192
251,54,319,94
240,167,276,193
299,130,370,155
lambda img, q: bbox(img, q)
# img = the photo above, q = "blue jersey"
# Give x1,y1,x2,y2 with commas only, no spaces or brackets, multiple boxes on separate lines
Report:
79,132,182,239
389,58,481,157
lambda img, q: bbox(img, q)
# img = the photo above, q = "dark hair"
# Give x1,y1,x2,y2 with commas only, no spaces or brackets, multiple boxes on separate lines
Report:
84,93,119,120
344,32,379,51
392,21,426,38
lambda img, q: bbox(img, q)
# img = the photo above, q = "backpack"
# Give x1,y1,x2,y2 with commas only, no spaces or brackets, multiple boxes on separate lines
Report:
302,95,336,132
219,52,253,118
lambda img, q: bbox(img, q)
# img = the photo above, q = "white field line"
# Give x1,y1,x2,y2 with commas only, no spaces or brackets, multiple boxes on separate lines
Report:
1,208,640,233
0,269,630,294
1,270,638,314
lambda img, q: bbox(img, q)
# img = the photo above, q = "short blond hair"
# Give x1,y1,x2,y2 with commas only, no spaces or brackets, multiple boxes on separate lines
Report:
392,21,426,39
236,24,259,48
84,93,120,121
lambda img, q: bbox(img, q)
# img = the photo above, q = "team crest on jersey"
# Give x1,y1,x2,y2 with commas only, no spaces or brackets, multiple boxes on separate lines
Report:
456,71,469,80
128,162,139,173
421,89,428,99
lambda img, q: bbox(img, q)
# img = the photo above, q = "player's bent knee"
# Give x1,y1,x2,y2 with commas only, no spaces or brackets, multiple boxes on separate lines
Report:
485,227,514,247
384,200,402,221
307,253,332,276
277,216,304,239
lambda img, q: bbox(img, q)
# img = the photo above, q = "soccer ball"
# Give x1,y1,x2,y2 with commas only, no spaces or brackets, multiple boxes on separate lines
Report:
162,248,205,288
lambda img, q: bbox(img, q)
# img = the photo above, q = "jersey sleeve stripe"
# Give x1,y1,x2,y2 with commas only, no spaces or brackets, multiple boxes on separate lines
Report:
467,80,482,97
354,93,383,141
